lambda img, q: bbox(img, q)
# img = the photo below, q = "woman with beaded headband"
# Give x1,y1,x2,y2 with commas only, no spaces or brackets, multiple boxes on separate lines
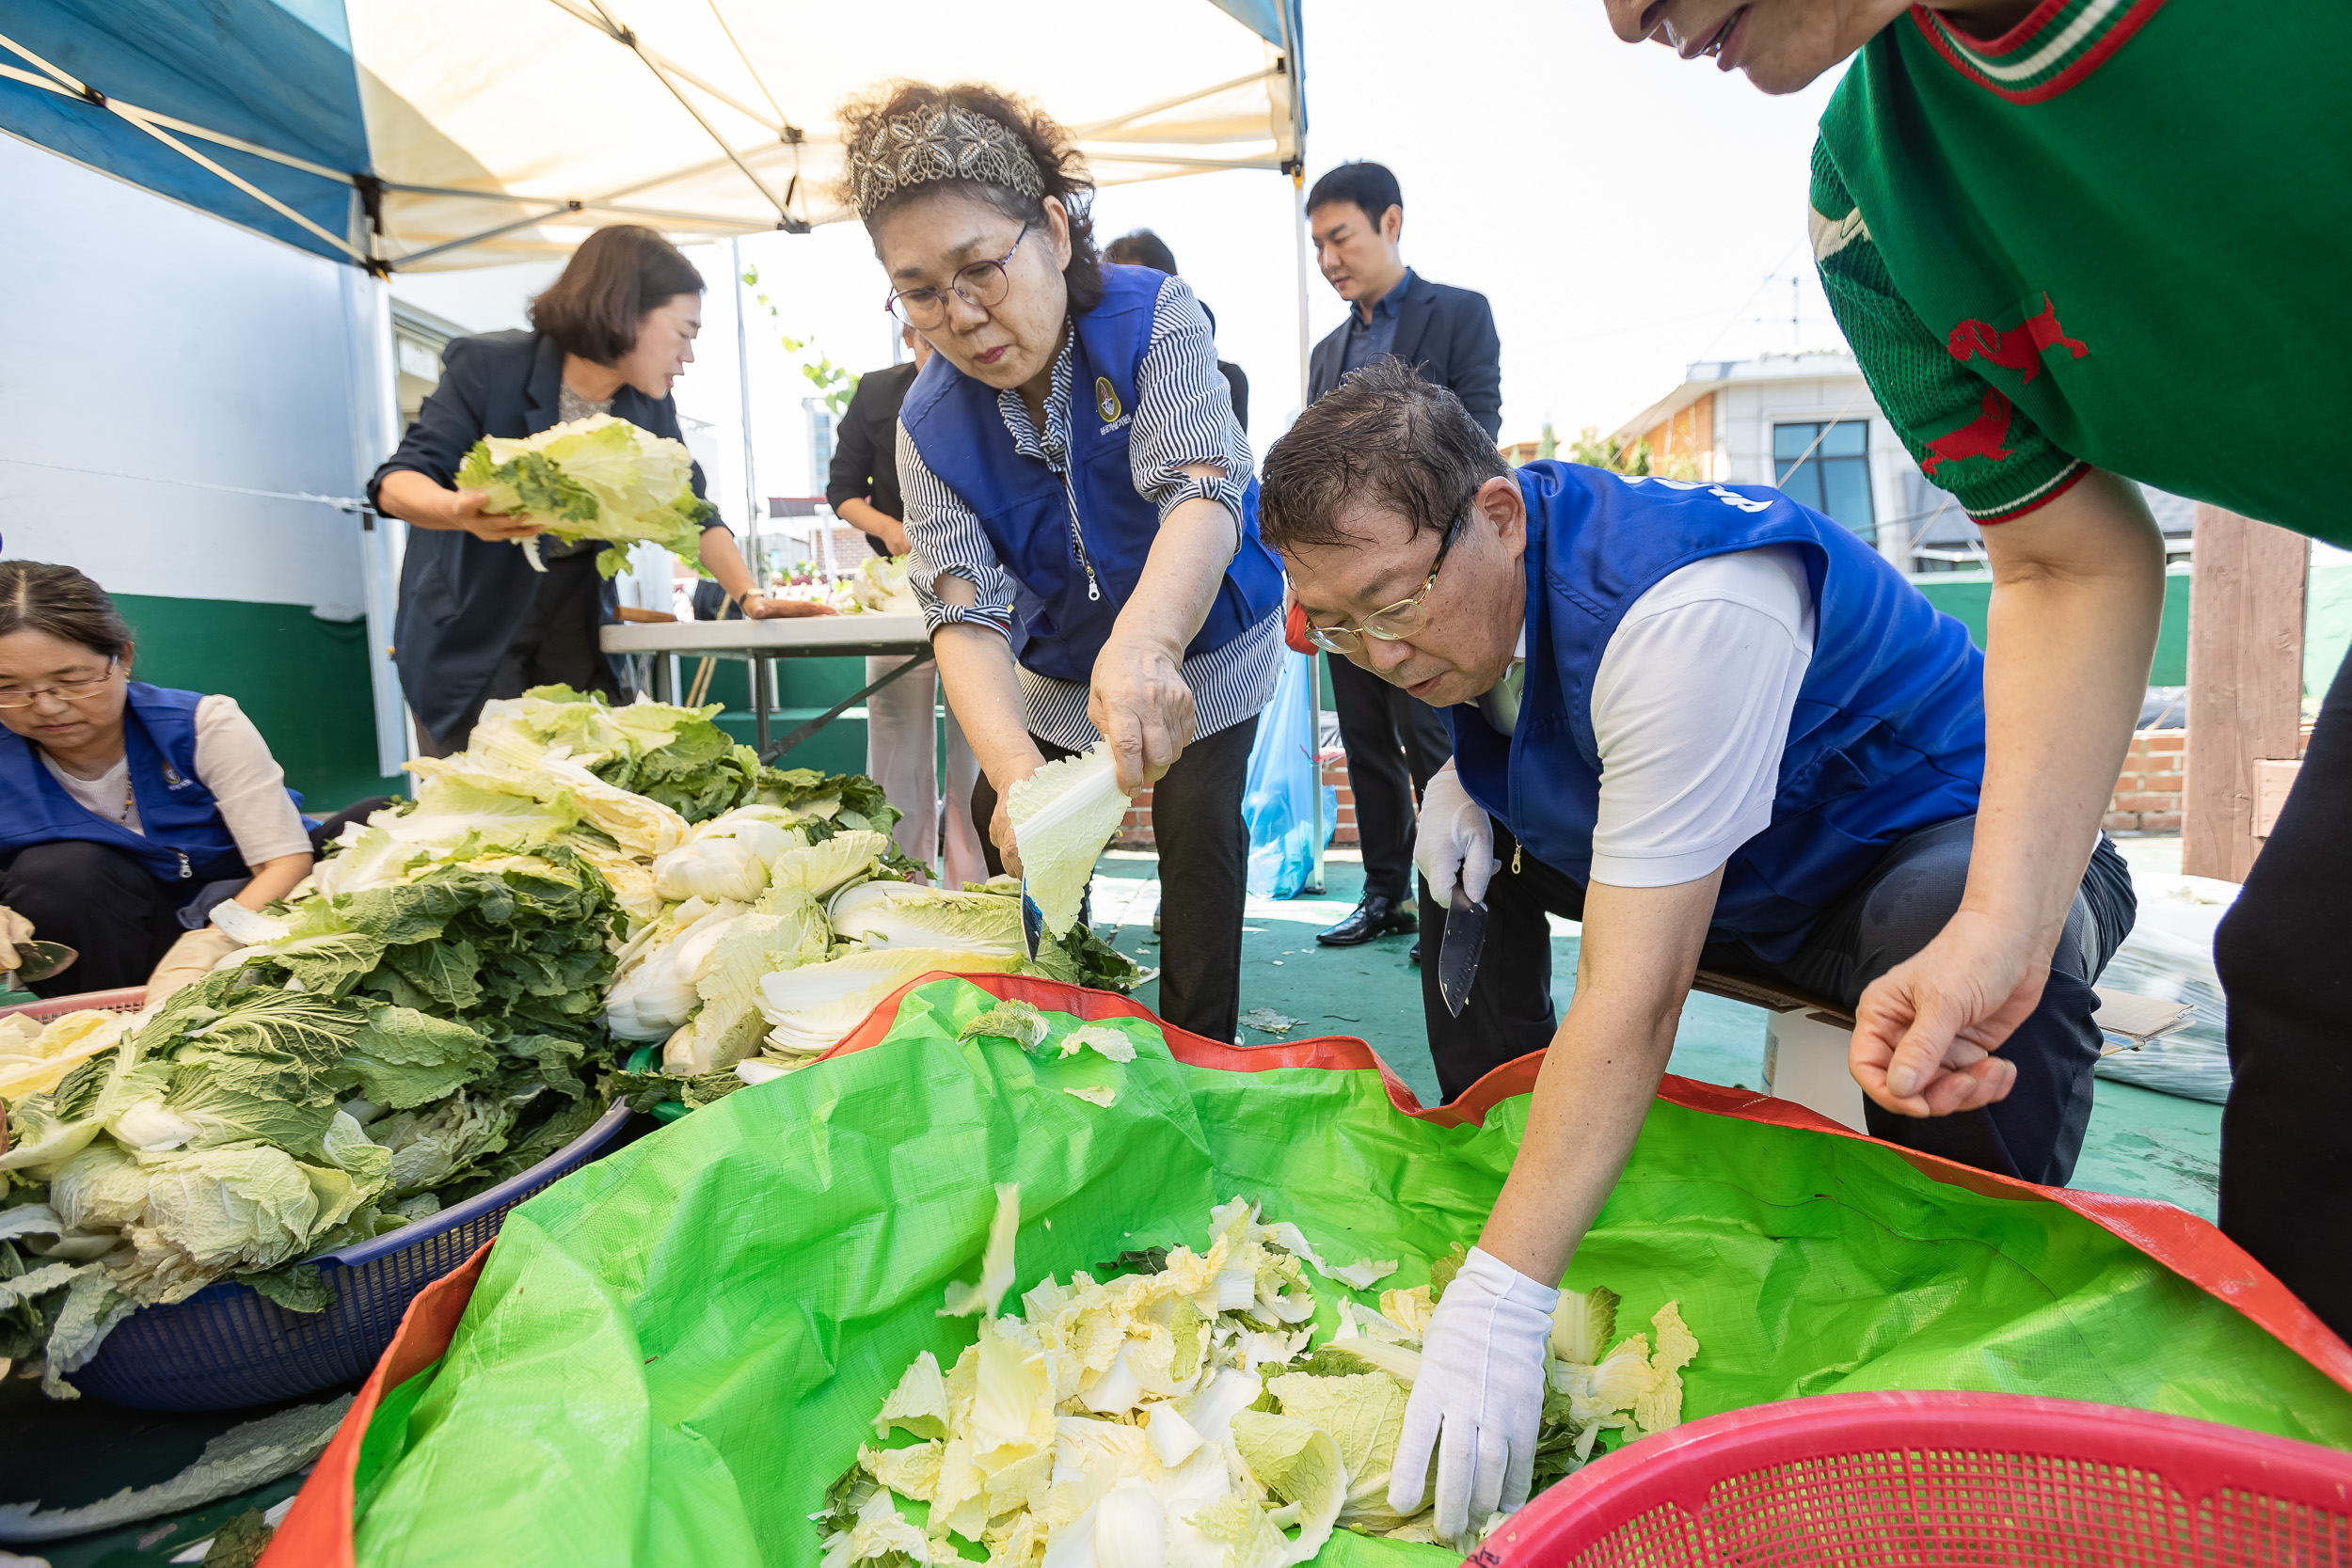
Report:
842,82,1285,1045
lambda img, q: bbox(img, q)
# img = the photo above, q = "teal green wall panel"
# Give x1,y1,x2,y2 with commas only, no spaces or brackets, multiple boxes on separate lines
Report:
114,595,407,814
2305,563,2352,699
1910,567,2193,688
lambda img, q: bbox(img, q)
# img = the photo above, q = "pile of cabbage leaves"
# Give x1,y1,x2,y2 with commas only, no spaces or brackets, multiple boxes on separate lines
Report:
0,687,1136,1394
0,848,619,1396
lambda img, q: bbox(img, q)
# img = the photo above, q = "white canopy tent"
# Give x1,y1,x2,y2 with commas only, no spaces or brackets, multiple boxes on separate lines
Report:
347,0,1303,268
1,0,1312,801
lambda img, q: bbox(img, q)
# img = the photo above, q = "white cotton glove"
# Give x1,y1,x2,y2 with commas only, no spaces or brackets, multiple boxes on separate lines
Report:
1413,768,1496,905
145,927,243,1006
1388,1245,1560,1539
0,906,31,973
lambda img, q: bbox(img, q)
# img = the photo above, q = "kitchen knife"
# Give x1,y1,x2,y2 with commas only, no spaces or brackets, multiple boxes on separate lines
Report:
1020,884,1045,962
4,940,76,990
1438,887,1486,1018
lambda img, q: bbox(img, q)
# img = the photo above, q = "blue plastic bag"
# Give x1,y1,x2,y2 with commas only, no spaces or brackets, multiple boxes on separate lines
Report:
1241,650,1335,899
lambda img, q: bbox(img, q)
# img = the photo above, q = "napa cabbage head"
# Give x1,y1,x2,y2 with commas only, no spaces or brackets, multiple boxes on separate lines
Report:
757,947,1025,1058
826,880,1023,957
455,414,715,575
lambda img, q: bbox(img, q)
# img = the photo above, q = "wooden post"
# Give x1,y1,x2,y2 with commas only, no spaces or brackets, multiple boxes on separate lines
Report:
2183,506,2307,881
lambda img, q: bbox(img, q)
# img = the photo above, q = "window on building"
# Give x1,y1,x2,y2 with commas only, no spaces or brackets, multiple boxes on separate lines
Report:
1773,421,1876,544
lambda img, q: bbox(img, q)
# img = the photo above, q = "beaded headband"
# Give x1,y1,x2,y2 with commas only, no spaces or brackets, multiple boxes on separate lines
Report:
850,104,1047,221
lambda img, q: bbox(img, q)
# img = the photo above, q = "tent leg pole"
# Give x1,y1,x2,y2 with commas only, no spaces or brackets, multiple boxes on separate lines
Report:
1308,652,1326,895
1292,169,1326,895
732,236,761,592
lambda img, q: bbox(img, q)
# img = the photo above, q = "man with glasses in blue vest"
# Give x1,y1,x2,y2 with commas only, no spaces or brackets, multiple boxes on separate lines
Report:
1261,358,2135,1537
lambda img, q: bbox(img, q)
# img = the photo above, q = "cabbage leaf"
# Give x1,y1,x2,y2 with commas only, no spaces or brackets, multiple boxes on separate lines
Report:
1007,748,1131,938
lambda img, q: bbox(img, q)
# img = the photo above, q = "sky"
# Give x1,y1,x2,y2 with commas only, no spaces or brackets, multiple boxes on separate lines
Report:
391,0,1855,535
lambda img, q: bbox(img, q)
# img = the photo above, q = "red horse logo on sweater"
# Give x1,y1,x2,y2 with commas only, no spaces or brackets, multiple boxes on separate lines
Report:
1946,293,2089,384
1922,390,2016,476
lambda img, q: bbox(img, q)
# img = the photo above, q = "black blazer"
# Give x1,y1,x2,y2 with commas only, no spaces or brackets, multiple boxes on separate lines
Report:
369,330,712,739
825,360,921,555
1308,274,1502,439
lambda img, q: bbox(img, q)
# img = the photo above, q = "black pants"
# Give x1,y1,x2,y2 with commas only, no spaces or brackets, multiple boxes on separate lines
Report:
3,841,184,994
421,553,625,756
1329,654,1453,906
1,797,394,996
2217,642,2352,1339
975,717,1258,1044
1427,816,2133,1187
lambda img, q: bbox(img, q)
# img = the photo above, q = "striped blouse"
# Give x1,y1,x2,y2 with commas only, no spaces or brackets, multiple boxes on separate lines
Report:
896,272,1281,753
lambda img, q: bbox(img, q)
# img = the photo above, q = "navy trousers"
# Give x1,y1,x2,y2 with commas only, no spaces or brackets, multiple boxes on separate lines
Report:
1425,815,2134,1188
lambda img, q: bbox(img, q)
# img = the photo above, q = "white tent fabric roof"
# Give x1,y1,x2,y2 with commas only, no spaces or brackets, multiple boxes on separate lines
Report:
352,0,1299,270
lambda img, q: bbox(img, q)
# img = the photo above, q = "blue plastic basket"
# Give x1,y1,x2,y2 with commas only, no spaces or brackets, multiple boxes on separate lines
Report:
65,1097,635,1412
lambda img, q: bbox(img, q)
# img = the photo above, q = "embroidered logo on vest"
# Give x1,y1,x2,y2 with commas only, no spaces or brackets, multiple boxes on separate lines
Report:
1946,293,2088,385
1093,375,1120,425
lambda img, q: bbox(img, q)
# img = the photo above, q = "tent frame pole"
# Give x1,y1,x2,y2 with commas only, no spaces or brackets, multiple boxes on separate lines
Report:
1292,166,1326,895
732,236,761,597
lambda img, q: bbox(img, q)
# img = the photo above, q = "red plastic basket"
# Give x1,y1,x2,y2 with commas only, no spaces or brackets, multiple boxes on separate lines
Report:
1483,1391,2352,1567
1,986,151,1020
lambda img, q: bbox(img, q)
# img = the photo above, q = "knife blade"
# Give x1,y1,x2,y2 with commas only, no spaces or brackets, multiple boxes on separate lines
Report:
4,940,76,989
1438,888,1487,1018
1019,884,1045,962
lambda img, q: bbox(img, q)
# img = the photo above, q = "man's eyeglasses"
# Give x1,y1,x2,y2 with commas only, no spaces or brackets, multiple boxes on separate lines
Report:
0,657,118,709
1305,507,1469,656
884,224,1030,329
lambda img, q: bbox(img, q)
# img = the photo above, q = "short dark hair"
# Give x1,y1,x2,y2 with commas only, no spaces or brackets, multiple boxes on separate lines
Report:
529,225,706,365
838,81,1104,317
1305,161,1402,226
0,561,134,660
1260,356,1508,551
1104,230,1179,275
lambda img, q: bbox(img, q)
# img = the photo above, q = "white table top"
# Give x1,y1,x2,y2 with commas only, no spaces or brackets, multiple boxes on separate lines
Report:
599,611,929,657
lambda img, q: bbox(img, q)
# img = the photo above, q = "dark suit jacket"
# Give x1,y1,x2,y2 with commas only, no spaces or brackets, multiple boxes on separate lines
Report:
369,330,713,738
1308,274,1502,439
825,360,920,556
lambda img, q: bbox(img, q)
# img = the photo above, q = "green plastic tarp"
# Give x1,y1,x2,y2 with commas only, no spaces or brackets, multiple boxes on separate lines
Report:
318,976,2352,1566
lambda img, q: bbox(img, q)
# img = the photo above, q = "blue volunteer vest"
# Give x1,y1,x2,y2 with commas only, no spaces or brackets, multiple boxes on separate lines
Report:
1449,463,1985,959
0,683,287,885
898,262,1284,684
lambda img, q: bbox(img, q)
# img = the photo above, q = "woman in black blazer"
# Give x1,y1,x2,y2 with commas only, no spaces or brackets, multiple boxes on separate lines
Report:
370,226,828,754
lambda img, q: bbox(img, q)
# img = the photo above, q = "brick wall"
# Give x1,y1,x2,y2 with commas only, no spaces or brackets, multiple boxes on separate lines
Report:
1118,735,2198,847
2107,728,2186,834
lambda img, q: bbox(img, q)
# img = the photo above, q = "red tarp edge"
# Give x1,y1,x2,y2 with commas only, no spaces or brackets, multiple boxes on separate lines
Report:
260,973,2352,1567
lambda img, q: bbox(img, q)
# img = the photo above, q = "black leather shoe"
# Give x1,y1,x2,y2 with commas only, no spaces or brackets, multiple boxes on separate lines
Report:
1316,895,1417,947
1407,940,1422,966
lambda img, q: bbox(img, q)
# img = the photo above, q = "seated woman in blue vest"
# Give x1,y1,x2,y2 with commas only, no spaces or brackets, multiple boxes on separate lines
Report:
1263,360,2136,1534
839,84,1286,1045
0,562,329,995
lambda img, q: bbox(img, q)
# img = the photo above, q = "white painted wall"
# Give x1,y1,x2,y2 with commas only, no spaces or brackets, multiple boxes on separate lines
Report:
0,133,379,618
1711,363,1917,569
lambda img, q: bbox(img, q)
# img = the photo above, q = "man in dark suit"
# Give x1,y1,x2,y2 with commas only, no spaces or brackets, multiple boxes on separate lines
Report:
1303,161,1502,954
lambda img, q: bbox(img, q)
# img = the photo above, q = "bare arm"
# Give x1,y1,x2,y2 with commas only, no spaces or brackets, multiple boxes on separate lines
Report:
232,852,314,911
693,528,833,621
836,498,912,557
1476,870,1723,1283
1851,468,2166,1115
374,469,539,542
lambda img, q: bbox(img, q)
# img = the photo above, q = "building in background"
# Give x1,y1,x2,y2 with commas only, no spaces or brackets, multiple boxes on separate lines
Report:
391,300,469,423
1607,352,2194,573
